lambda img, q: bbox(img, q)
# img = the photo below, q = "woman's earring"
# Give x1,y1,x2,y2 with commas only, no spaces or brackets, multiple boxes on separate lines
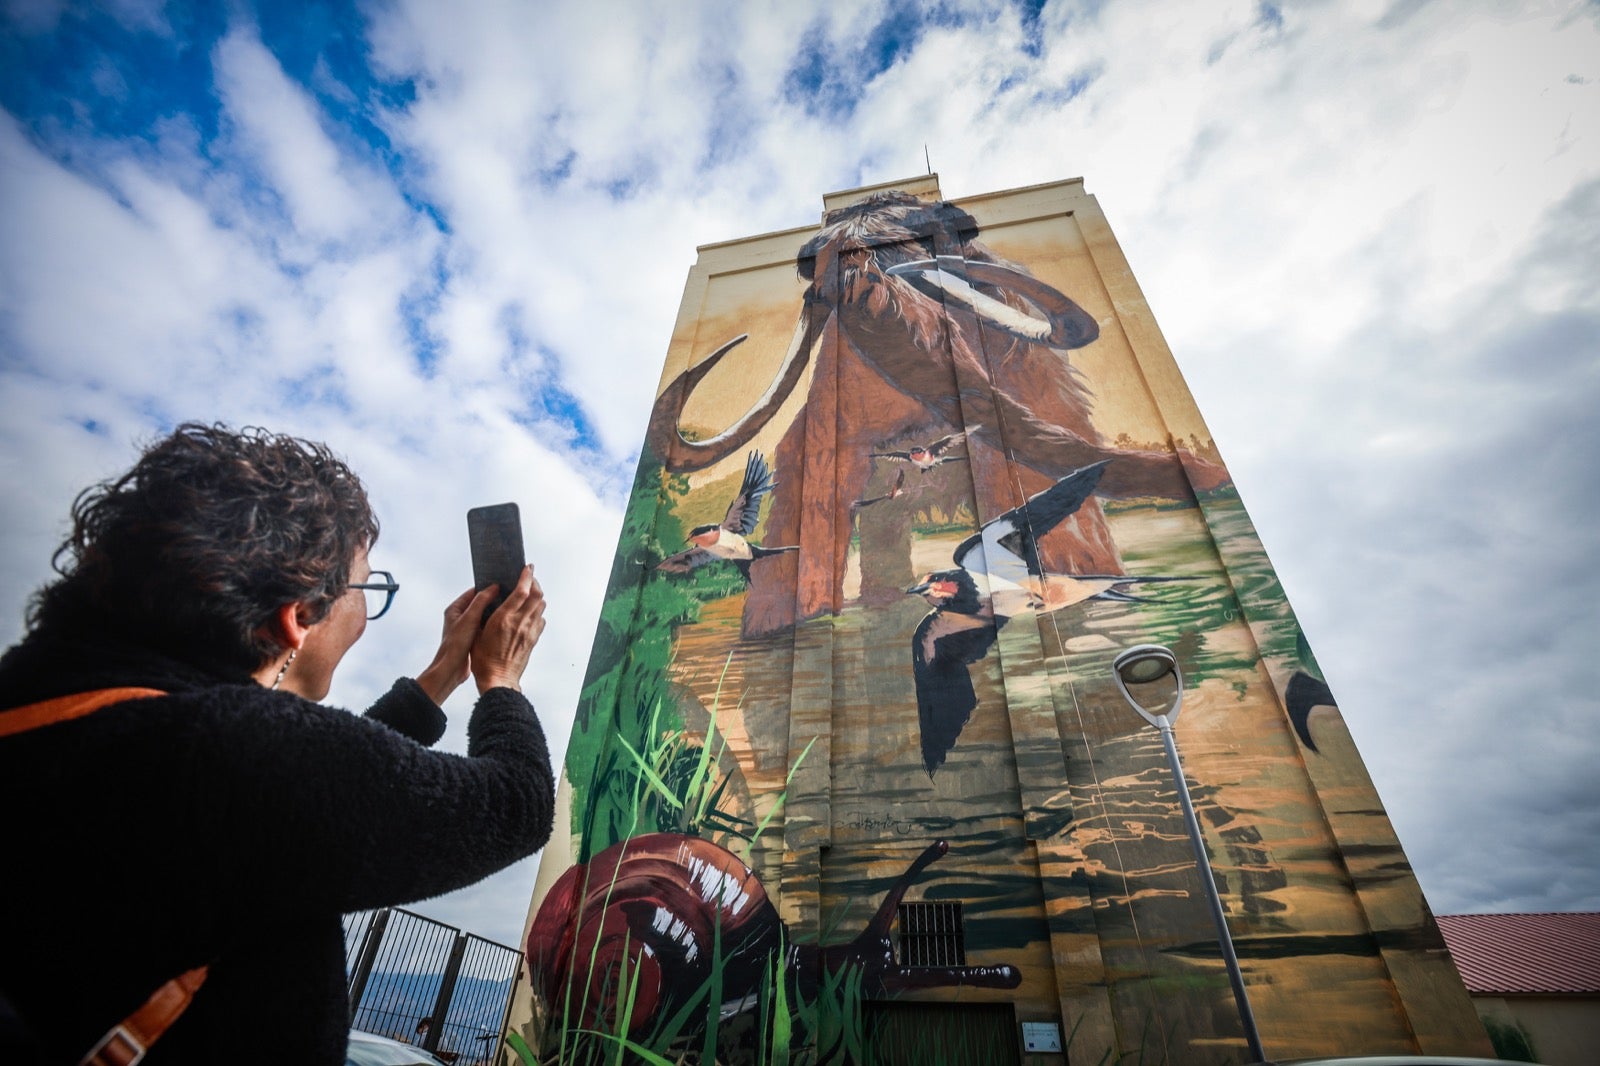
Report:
272,649,297,691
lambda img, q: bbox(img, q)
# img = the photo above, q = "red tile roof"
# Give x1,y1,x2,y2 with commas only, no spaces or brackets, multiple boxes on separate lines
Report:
1436,912,1600,995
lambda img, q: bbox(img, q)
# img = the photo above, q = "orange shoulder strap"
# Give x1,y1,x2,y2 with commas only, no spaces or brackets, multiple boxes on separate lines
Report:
0,686,208,1063
0,687,167,739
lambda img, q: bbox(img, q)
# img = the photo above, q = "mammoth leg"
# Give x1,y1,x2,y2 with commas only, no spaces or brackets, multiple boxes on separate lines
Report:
742,316,928,637
854,470,917,608
841,359,931,610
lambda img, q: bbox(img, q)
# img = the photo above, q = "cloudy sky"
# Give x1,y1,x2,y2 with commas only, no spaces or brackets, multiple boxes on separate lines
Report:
2,0,1596,951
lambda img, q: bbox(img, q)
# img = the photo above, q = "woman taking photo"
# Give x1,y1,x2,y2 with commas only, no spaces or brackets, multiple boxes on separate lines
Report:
0,423,555,1065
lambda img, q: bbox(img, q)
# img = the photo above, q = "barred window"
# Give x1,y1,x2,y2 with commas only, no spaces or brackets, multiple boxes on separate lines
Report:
897,902,966,967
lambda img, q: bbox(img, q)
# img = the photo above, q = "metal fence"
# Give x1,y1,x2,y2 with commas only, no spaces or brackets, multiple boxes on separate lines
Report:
343,907,523,1065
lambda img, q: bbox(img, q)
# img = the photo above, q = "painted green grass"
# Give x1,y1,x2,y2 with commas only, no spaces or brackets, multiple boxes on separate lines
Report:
616,653,760,844
568,456,787,859
567,456,702,852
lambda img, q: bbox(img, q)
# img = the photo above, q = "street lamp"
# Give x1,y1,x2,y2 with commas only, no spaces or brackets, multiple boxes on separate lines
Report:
1112,644,1266,1064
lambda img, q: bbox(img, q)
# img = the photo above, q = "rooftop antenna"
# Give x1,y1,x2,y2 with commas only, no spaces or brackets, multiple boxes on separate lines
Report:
924,145,932,174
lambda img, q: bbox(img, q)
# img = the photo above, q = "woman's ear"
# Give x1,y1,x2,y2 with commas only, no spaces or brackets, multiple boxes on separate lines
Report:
268,602,314,652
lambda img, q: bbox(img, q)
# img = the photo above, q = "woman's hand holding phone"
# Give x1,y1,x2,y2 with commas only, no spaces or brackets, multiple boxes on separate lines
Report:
470,565,546,694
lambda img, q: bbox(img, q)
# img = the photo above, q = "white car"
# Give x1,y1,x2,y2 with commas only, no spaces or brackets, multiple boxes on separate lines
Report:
1260,1049,1536,1056
345,1029,449,1066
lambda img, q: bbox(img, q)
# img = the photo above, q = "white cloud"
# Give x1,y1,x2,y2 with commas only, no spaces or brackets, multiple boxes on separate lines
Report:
212,25,406,251
3,0,1597,953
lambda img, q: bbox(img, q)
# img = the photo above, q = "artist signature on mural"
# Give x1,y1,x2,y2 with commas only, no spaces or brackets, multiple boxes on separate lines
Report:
842,815,956,837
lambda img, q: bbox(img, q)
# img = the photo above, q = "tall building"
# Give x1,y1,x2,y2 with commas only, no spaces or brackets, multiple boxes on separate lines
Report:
508,176,1490,1063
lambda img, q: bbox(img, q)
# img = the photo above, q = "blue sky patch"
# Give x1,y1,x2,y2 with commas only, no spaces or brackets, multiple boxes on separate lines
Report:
861,4,933,79
697,60,756,171
1031,65,1100,107
782,3,1037,119
592,155,660,203
500,312,603,455
0,4,228,149
0,2,435,242
282,365,354,415
782,22,849,118
782,3,948,120
399,251,447,377
1016,0,1048,57
254,1,419,183
526,376,604,456
538,148,578,189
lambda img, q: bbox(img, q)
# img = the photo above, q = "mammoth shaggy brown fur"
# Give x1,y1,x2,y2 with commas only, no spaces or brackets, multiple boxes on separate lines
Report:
647,191,1227,637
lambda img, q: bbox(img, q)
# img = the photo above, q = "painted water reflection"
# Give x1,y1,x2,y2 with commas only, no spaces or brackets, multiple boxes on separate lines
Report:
658,491,1421,1056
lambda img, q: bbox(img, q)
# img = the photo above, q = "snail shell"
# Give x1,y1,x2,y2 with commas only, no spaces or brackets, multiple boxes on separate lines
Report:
528,833,782,1036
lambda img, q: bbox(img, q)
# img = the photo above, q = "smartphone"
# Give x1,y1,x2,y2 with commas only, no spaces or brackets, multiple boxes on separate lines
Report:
467,503,525,615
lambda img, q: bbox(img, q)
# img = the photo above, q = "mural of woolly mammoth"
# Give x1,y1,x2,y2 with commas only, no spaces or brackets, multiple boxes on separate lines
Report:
517,178,1491,1063
646,189,1228,636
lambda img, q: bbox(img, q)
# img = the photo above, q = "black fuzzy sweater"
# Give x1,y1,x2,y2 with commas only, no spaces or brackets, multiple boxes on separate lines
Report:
0,626,554,1065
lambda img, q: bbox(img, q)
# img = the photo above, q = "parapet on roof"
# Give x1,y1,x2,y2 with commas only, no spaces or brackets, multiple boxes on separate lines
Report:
1436,912,1600,995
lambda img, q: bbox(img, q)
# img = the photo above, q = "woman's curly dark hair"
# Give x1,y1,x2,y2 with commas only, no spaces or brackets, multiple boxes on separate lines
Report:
28,423,379,676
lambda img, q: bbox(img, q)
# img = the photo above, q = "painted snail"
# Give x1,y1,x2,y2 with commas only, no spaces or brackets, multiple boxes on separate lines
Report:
527,833,1020,1038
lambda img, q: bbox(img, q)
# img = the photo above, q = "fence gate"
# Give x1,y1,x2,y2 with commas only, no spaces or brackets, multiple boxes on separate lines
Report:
343,907,524,1065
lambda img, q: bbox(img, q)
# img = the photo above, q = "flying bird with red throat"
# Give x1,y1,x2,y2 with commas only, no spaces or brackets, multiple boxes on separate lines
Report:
852,468,907,509
871,427,977,473
656,451,798,582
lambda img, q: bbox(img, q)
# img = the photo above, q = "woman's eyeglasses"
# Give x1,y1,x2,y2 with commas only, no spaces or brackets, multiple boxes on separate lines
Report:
349,571,399,620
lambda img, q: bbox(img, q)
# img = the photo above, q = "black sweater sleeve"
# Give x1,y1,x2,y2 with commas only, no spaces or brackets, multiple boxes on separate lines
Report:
363,676,448,745
193,683,555,919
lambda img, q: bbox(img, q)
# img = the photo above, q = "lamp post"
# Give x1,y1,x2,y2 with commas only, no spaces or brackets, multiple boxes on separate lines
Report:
1112,644,1266,1064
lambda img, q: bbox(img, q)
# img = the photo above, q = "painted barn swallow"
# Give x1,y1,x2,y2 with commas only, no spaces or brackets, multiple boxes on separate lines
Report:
904,460,1192,776
871,427,977,473
852,469,907,509
656,451,798,582
905,568,999,776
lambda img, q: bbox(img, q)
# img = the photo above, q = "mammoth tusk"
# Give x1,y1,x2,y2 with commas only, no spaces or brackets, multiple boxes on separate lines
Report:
887,255,1099,350
644,310,822,472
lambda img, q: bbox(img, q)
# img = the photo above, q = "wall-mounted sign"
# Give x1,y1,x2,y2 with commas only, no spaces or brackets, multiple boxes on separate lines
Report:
1022,1021,1062,1052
